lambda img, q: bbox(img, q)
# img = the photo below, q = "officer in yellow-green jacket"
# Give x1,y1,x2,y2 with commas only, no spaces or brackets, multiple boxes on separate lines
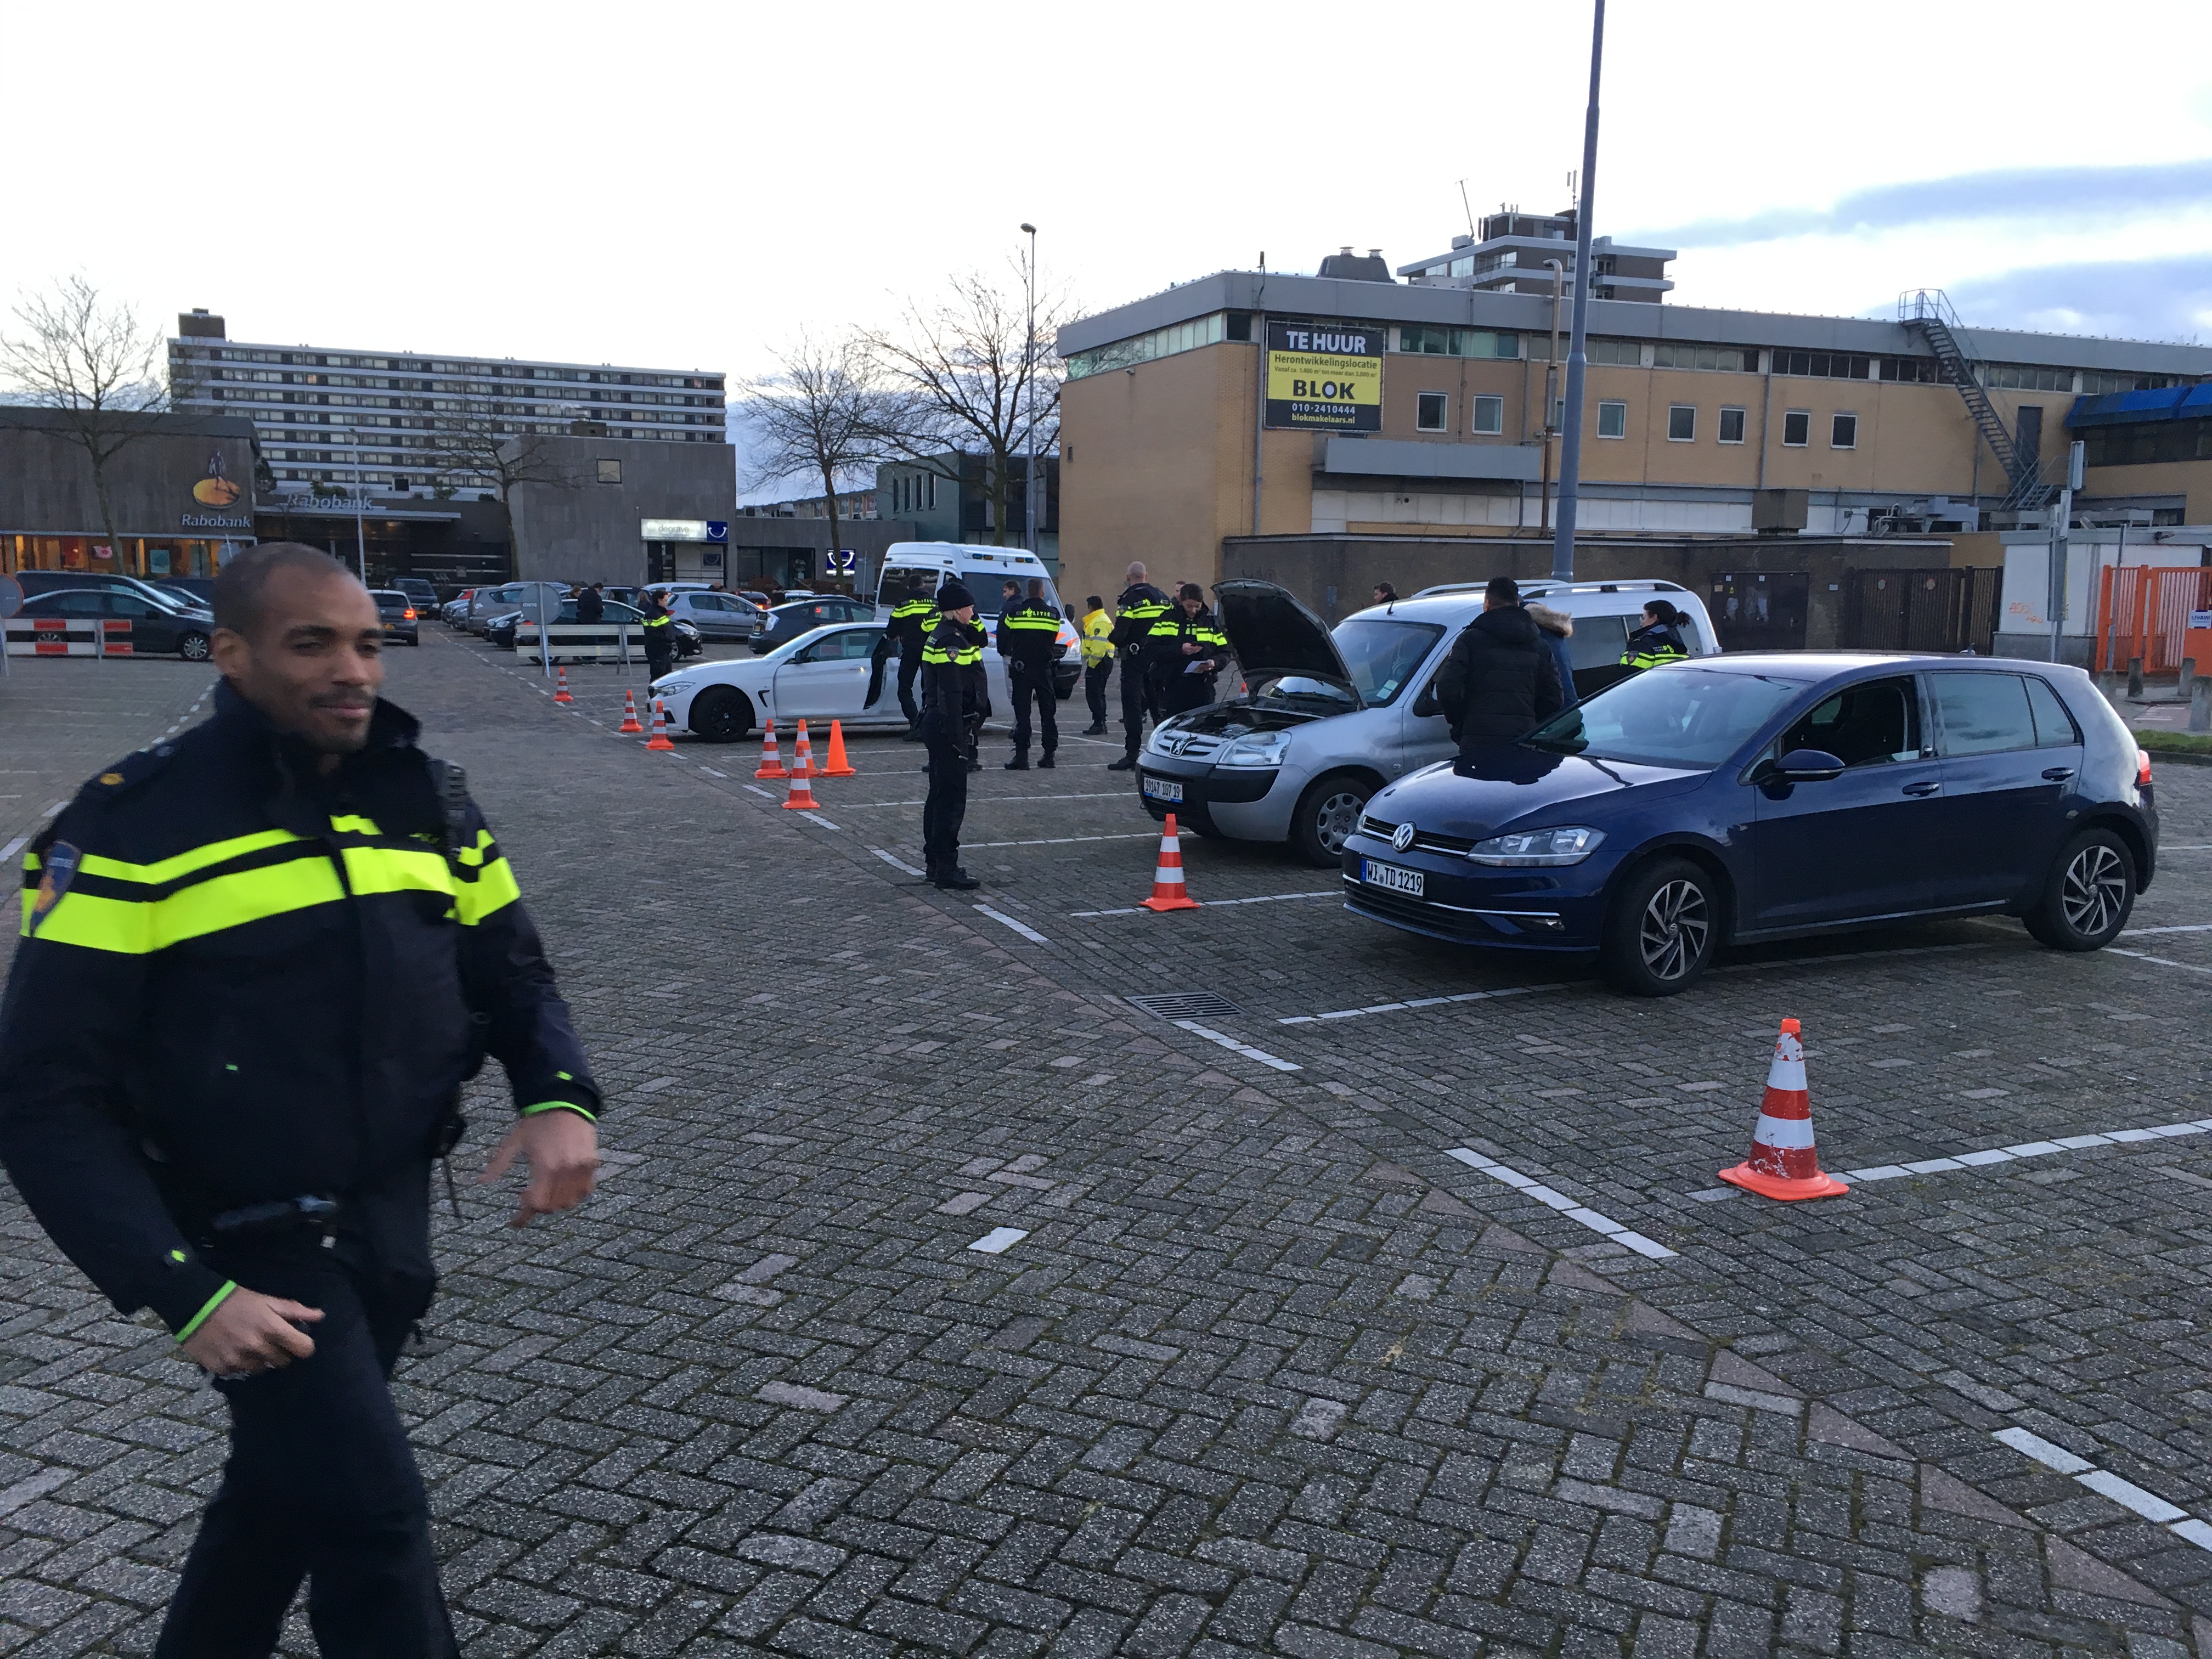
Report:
0,543,601,1657
1078,594,1114,735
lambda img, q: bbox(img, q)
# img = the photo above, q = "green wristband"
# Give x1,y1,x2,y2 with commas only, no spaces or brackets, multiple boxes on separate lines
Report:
521,1101,596,1121
175,1280,238,1344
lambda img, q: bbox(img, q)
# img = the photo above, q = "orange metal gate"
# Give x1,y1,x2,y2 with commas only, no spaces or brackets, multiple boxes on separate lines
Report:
2094,566,2212,674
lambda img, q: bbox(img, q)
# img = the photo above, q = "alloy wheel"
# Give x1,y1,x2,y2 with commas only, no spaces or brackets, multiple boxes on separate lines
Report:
1638,878,1710,981
2061,844,2126,936
1314,790,1365,855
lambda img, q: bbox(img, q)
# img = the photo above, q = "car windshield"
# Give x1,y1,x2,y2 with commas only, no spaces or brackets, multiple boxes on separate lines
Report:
1523,667,1809,769
1330,618,1444,708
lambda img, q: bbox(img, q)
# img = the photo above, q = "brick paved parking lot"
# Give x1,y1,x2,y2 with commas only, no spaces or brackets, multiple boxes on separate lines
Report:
5,631,2211,1657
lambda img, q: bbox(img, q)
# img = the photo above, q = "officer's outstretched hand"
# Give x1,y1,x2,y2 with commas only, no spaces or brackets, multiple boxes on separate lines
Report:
183,1289,323,1375
481,1110,600,1228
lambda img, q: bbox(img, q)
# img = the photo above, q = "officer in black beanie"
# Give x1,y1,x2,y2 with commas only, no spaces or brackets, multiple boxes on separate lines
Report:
918,581,986,889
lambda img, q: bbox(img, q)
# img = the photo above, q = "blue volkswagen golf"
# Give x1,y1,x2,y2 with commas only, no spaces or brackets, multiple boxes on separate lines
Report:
1341,654,2158,996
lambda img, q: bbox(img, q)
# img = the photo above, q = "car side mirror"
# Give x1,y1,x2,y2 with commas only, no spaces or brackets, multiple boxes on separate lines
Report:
1775,748,1846,782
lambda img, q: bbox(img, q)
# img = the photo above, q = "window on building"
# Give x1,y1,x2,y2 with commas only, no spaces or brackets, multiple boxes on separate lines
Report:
1534,336,1642,366
1064,312,1230,378
1718,407,1747,444
1774,350,1871,380
1651,344,1753,373
1831,413,1858,449
1395,325,1520,358
1415,392,1448,432
1782,410,1811,447
1597,400,1627,439
1982,364,2073,393
1667,405,1696,442
597,459,622,484
1471,394,1504,435
1879,357,1941,383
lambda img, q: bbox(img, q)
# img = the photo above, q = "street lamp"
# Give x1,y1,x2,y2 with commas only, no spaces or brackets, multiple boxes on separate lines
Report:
1549,0,1607,583
1020,223,1038,556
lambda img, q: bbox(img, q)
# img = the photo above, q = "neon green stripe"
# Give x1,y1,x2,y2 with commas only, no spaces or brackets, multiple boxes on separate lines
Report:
174,1280,237,1342
340,844,456,903
455,828,495,869
521,1101,595,1120
328,814,383,836
33,856,347,954
77,829,307,887
455,856,520,925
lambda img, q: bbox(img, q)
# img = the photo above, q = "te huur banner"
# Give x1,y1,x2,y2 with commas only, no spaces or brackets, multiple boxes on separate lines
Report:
1265,320,1383,431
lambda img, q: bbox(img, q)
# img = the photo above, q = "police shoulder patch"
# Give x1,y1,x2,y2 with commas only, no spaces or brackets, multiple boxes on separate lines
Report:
29,842,80,934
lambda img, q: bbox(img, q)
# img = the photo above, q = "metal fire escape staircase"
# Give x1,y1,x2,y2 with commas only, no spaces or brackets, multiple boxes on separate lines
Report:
1898,289,2056,512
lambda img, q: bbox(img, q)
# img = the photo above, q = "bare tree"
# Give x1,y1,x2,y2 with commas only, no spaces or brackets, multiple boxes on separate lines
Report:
419,397,587,578
867,268,1066,548
0,276,172,567
738,334,893,579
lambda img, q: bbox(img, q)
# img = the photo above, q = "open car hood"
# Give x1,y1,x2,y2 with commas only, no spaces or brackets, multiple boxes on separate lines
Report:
1212,579,1357,693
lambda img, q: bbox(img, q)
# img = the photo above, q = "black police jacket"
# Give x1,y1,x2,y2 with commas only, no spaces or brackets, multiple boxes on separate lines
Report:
994,600,1062,672
919,618,988,732
0,682,599,1336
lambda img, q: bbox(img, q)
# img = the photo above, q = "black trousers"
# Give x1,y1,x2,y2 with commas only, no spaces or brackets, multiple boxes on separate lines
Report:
157,1244,453,1658
1119,654,1151,754
644,648,674,690
1162,669,1218,716
896,651,923,726
1008,663,1057,755
921,730,969,868
1084,661,1111,725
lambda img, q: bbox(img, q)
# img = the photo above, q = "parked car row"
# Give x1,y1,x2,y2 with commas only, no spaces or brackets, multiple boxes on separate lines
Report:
4,572,217,661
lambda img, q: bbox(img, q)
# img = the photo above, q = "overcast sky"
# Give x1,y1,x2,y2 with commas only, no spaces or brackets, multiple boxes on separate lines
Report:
8,0,2209,413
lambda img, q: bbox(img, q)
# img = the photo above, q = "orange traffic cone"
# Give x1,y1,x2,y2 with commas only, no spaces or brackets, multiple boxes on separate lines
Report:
822,719,857,777
645,697,676,751
553,664,573,703
1140,813,1202,912
618,688,644,733
780,762,822,810
753,719,787,778
791,719,817,777
1717,1019,1848,1201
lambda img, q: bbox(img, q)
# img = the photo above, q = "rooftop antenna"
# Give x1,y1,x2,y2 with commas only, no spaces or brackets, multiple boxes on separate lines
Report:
1457,179,1476,239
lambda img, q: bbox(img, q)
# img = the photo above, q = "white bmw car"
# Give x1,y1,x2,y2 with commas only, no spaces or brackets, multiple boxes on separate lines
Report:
648,620,1064,742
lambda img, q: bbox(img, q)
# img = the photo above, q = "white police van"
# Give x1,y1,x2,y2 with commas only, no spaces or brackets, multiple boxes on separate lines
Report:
872,541,1080,699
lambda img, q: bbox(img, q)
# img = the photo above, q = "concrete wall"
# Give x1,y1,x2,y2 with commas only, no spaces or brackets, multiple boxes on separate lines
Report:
0,410,258,539
506,436,736,585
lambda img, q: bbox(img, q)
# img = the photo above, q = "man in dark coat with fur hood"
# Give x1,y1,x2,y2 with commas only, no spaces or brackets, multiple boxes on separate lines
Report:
1435,577,1564,754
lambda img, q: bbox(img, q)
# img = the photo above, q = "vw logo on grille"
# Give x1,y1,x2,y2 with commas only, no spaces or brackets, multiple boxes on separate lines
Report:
1390,822,1417,853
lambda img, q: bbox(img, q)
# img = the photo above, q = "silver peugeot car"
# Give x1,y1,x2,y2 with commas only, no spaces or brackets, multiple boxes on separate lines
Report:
1134,579,1718,865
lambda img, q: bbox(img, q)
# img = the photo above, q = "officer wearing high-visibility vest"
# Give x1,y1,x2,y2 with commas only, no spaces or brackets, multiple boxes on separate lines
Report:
0,543,600,1655
640,585,676,687
1620,599,1691,672
1105,561,1171,772
889,578,935,738
994,575,1062,770
1148,582,1234,716
1078,594,1114,735
918,580,987,888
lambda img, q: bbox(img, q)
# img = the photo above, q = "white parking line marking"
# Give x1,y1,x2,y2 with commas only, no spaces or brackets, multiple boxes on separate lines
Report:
972,833,1158,849
699,766,728,777
835,791,1138,809
872,848,926,877
798,811,840,830
2109,948,2212,975
743,785,775,799
1841,1118,2212,1183
968,1227,1029,1254
1282,983,1571,1025
1445,1148,1677,1259
0,837,25,864
974,905,1050,944
41,801,66,819
1171,1019,1301,1072
1995,1427,2210,1547
2125,923,2212,934
1071,889,1339,918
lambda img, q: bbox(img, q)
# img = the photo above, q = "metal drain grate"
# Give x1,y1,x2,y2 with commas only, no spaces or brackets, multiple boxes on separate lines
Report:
1126,991,1245,1022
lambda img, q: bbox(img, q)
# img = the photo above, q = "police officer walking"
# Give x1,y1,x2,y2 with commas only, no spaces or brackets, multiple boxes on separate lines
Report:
0,544,601,1656
1078,594,1114,734
918,580,986,888
1149,582,1233,716
1105,561,1171,771
995,575,1062,770
640,585,677,689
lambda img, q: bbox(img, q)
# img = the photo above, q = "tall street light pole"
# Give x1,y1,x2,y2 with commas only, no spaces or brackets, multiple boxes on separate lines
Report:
1020,223,1038,556
1549,0,1606,583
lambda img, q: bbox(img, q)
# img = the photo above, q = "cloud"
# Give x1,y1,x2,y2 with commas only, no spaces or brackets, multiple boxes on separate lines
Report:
1939,253,2212,344
1638,160,2212,248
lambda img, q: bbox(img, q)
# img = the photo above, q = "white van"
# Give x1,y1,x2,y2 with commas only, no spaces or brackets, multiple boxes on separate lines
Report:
873,541,1080,699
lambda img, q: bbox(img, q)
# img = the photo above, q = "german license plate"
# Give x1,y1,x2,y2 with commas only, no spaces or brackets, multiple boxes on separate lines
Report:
1141,777,1183,803
1360,859,1424,896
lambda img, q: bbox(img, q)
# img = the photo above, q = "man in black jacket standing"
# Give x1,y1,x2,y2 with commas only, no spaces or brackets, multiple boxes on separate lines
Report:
0,543,600,1657
1105,561,1171,772
918,580,987,889
1435,577,1564,754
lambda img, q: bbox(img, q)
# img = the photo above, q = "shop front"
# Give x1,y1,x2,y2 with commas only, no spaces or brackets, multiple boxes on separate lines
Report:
0,410,259,582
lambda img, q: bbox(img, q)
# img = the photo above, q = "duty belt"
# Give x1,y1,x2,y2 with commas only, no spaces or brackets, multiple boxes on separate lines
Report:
204,1194,343,1244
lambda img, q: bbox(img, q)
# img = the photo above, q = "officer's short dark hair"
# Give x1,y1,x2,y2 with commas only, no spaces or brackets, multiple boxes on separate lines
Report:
1086,594,1104,611
1178,582,1204,602
212,543,356,636
1485,577,1521,607
1026,578,1044,600
1003,578,1020,594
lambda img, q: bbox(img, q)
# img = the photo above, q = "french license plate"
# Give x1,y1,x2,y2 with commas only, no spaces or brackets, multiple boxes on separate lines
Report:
1141,777,1183,803
1360,859,1424,897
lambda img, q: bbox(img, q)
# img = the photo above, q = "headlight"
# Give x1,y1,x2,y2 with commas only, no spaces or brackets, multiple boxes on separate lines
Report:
1218,730,1291,769
657,679,696,694
1466,826,1606,866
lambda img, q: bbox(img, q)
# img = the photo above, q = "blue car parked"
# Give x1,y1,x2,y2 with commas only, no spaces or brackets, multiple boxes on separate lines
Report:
1342,653,2157,996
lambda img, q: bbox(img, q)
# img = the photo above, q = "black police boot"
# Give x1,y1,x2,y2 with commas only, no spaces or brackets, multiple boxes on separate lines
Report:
1082,723,1108,735
901,724,924,743
1038,751,1055,769
1107,753,1136,771
933,865,980,890
1005,752,1029,771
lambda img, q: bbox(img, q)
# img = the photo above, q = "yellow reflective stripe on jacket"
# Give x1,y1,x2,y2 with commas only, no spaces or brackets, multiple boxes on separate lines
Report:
31,854,347,953
455,855,520,924
1620,648,1687,669
1080,612,1114,664
338,844,455,902
75,828,308,888
454,828,494,868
